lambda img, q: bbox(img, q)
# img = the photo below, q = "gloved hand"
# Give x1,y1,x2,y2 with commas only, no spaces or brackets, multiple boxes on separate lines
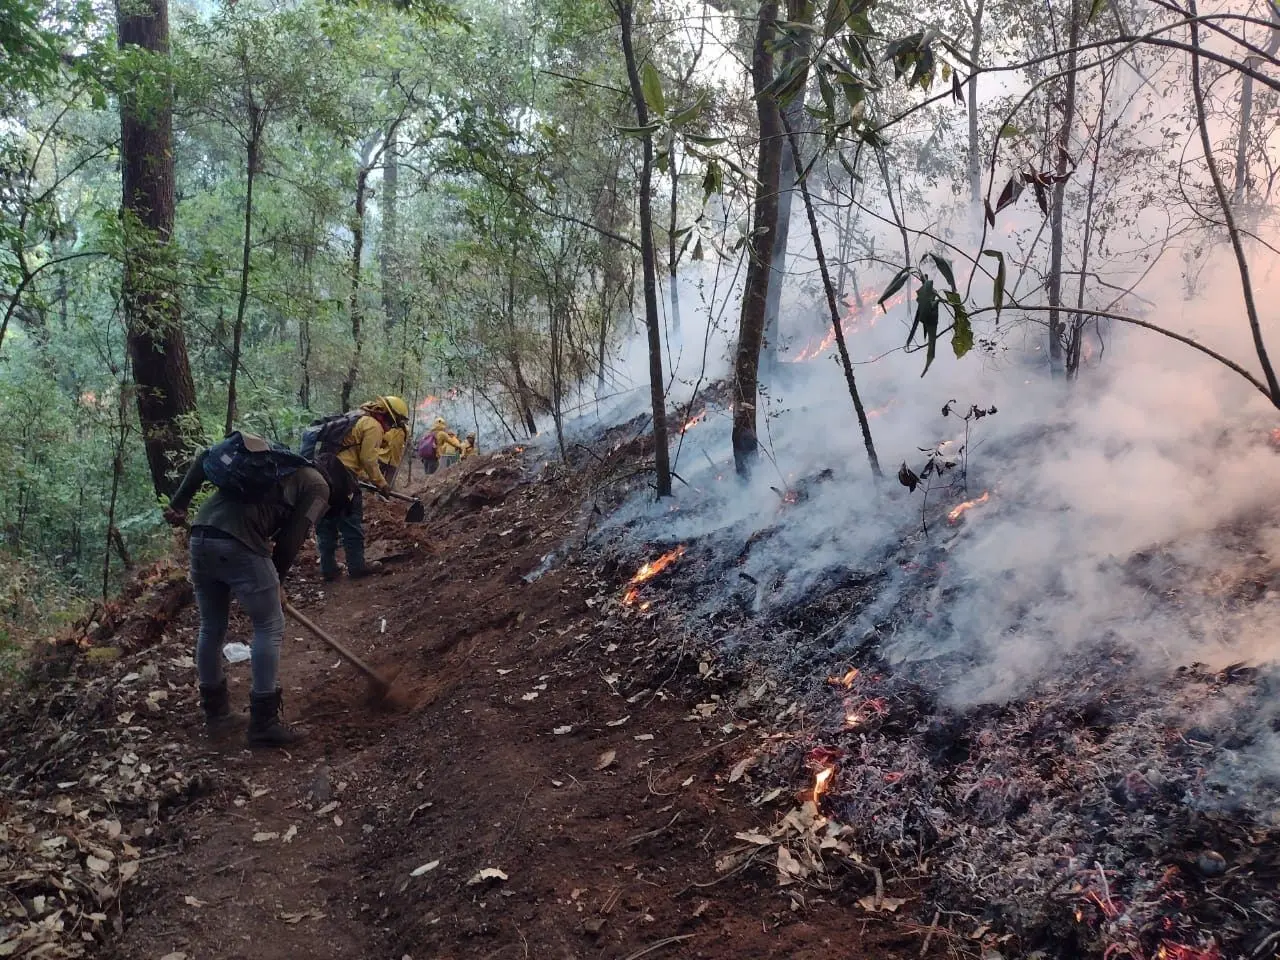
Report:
163,507,187,527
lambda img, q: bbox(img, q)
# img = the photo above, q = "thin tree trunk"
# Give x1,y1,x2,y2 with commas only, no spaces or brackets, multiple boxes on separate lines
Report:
617,0,672,497
966,0,985,212
761,0,813,380
668,150,682,336
1066,66,1110,380
1189,0,1280,404
381,130,400,334
340,163,371,412
225,131,258,436
1232,1,1280,208
117,0,198,496
731,0,782,477
1047,0,1080,377
782,115,881,479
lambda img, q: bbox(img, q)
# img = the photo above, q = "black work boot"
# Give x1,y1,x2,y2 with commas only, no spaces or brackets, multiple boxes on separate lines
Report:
247,688,306,749
347,560,384,580
199,679,236,733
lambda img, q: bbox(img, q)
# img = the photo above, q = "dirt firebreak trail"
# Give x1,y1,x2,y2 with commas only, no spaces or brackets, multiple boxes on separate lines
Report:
83,451,924,960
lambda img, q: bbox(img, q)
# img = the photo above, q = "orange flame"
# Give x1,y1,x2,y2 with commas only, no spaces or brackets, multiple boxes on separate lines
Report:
827,668,858,688
621,546,687,605
787,287,907,363
628,546,687,585
813,766,834,805
947,491,990,523
680,412,706,434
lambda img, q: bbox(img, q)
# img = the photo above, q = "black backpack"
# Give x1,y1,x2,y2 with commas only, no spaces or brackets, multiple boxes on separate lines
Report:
299,411,362,460
203,431,311,502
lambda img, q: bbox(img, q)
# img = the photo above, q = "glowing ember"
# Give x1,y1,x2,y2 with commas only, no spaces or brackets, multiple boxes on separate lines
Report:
813,766,834,805
1270,427,1280,450
947,490,990,523
843,712,861,729
621,546,687,605
827,668,858,688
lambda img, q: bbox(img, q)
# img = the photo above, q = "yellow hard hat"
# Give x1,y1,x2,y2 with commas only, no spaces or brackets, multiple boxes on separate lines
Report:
381,395,409,423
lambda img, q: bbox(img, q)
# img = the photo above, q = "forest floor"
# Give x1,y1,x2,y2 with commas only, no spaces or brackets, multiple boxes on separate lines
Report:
2,443,936,960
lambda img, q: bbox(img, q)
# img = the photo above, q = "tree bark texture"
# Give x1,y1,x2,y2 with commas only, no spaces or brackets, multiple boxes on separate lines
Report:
731,0,782,478
1046,0,1080,376
340,164,371,412
381,131,401,333
617,0,672,497
760,0,813,381
118,0,199,497
225,129,259,437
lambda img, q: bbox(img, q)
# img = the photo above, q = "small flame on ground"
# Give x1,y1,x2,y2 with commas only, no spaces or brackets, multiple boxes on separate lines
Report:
621,546,687,605
844,712,861,729
947,490,990,524
680,412,706,433
827,668,858,688
813,766,834,805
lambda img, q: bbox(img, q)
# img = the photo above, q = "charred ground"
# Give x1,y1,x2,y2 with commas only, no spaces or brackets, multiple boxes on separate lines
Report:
2,405,1279,960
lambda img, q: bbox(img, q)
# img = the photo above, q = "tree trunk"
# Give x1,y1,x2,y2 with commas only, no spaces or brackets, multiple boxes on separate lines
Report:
782,115,881,479
1233,2,1280,209
732,0,783,477
667,150,682,337
225,130,258,437
1066,66,1110,380
340,165,371,412
760,1,813,380
1046,0,1080,377
617,0,672,497
117,0,199,497
966,0,985,212
381,130,400,333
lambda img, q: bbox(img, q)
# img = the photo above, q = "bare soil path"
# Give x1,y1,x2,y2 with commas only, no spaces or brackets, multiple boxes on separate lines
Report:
71,456,924,960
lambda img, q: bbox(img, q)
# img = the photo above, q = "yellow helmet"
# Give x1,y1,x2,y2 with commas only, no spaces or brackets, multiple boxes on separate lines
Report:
380,395,409,424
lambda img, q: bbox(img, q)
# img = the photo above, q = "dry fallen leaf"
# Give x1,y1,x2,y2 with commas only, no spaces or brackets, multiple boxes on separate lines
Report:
410,860,440,877
734,831,774,846
681,776,694,787
252,832,279,843
159,953,188,960
605,715,630,727
521,691,539,701
553,725,573,735
282,825,298,844
634,734,654,742
594,749,617,771
86,855,110,874
775,846,808,885
467,867,508,885
119,860,139,882
316,801,339,816
858,895,906,913
184,895,205,908
728,756,755,783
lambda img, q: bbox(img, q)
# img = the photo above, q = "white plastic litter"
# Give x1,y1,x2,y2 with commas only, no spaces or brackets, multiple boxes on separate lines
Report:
222,642,252,663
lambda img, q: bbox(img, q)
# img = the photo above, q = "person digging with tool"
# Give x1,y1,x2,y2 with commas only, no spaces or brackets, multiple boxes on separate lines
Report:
164,435,357,747
431,416,464,469
313,395,410,582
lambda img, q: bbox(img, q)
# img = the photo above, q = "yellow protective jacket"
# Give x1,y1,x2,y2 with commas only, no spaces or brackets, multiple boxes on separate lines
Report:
337,415,390,492
379,426,406,475
433,425,463,458
460,439,477,459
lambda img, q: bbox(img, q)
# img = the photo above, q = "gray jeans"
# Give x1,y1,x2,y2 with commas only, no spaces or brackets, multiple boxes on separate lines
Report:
190,528,282,696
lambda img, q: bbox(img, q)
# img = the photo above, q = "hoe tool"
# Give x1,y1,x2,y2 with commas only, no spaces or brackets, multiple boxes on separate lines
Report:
359,482,425,523
283,602,396,703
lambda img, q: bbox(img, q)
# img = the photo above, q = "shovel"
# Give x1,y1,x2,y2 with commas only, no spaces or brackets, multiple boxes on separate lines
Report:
283,602,396,702
359,482,425,523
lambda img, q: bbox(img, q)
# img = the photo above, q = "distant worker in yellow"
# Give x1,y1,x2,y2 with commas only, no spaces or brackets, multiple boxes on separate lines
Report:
460,432,478,460
431,417,464,469
300,395,410,581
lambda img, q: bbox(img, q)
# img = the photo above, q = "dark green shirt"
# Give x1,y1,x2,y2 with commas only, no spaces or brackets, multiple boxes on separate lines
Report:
170,444,330,580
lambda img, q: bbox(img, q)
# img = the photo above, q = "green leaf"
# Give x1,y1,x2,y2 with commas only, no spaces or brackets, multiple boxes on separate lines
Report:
982,249,1006,319
684,132,727,147
641,62,666,116
669,95,707,128
878,266,911,310
823,0,851,39
702,160,723,202
945,291,973,358
909,278,940,376
1087,0,1108,23
926,253,956,291
617,122,662,137
997,122,1024,139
